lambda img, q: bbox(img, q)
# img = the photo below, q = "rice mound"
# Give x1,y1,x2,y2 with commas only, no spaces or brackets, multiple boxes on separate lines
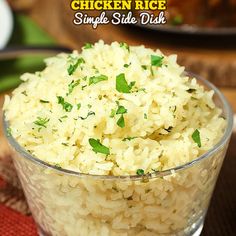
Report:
4,41,226,176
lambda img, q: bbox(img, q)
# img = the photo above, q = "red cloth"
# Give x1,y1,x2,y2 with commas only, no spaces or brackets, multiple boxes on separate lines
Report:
0,204,38,236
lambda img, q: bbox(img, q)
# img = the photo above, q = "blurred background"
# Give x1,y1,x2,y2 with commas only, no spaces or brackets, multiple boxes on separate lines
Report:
0,0,236,235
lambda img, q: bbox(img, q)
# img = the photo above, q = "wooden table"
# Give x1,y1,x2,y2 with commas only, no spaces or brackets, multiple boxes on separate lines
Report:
1,0,236,235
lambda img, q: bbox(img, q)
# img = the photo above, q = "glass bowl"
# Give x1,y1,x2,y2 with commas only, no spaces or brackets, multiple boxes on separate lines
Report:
3,74,234,236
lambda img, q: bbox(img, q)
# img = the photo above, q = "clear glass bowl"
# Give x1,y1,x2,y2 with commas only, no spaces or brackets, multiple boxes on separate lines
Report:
3,74,234,236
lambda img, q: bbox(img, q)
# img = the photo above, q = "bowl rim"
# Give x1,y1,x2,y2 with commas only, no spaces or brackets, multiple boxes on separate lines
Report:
3,72,234,180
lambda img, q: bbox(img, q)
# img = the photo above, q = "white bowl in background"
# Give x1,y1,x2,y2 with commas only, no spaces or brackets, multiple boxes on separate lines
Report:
0,0,13,49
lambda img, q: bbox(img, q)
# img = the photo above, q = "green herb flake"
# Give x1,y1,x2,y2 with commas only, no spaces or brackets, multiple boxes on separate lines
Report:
124,63,131,68
67,58,85,76
89,138,110,155
192,129,201,147
141,65,147,70
21,91,27,96
68,79,80,94
57,96,73,112
88,104,92,109
110,109,116,118
116,73,134,93
40,99,49,103
89,75,108,85
34,117,50,129
187,89,196,93
117,115,125,128
138,88,146,93
164,126,173,133
119,42,130,52
6,127,12,137
62,143,69,146
116,105,127,115
122,137,137,141
79,111,95,120
77,103,81,110
144,113,148,119
151,55,164,67
55,164,62,169
83,43,93,49
136,169,145,175
82,85,87,90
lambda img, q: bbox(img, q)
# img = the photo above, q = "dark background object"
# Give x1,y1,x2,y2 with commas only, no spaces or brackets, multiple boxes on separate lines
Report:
202,133,236,236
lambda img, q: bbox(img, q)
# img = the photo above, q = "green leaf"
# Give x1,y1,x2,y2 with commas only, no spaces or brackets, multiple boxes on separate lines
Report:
192,129,201,147
34,117,50,128
67,58,85,75
136,169,145,175
89,138,110,155
151,55,164,67
77,103,81,110
124,63,131,68
89,75,108,85
40,99,49,103
122,137,137,141
83,43,93,49
6,127,12,137
117,115,125,128
68,79,80,94
116,106,127,115
57,96,73,112
119,42,130,52
110,109,116,118
116,73,132,93
187,89,196,93
79,111,95,120
164,126,173,133
144,113,147,119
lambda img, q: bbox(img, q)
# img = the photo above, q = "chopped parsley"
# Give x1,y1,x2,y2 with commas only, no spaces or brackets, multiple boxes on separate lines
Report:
62,143,69,146
68,79,80,94
89,75,108,85
57,96,73,112
116,73,135,93
116,105,127,115
164,126,173,133
89,138,110,155
110,109,116,118
34,117,50,129
138,88,146,93
55,164,62,169
82,85,87,90
79,111,95,120
6,127,12,137
67,58,85,75
21,91,27,96
187,89,196,93
40,99,49,103
124,63,131,68
83,43,93,49
141,65,147,70
122,137,137,141
119,42,130,52
144,113,148,119
151,55,164,67
136,169,145,175
117,115,125,128
88,104,92,108
77,103,81,110
192,129,201,147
